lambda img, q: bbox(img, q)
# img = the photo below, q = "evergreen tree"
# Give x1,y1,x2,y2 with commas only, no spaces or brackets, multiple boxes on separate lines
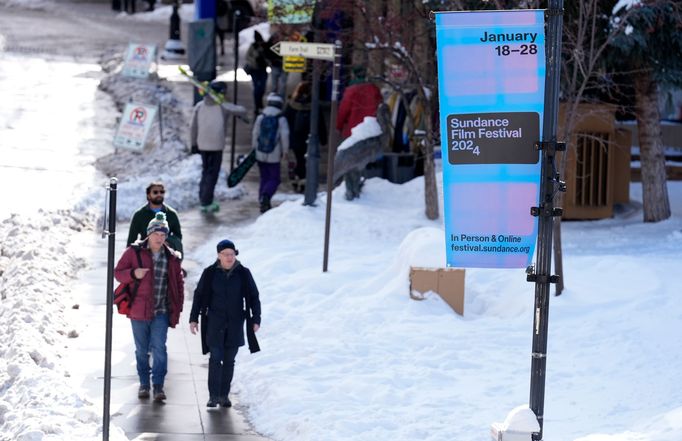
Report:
608,0,682,222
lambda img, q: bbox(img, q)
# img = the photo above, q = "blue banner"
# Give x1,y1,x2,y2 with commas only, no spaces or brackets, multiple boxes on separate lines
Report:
435,10,546,268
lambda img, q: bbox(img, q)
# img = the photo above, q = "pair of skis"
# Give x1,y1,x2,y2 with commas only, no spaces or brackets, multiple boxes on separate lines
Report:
178,66,256,187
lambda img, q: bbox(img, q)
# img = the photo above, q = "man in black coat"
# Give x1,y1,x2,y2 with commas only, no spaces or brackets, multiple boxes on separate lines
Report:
189,239,261,407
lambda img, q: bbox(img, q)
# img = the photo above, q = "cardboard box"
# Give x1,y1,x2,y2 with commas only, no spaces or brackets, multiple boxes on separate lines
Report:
409,267,465,315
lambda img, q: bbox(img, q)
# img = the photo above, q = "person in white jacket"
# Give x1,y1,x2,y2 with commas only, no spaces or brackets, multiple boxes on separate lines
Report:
190,82,234,213
252,93,290,213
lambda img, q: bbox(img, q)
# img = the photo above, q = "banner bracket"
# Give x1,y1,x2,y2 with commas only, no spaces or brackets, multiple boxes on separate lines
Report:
530,206,563,217
526,273,561,284
545,7,564,17
534,141,566,151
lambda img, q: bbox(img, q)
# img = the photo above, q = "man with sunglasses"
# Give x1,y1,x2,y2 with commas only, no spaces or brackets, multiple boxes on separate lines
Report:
127,182,184,258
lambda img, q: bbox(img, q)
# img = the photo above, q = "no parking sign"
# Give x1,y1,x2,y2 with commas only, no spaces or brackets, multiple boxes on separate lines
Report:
113,103,157,151
122,43,157,78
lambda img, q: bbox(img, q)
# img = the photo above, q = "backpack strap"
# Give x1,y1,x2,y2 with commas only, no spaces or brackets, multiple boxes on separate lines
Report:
128,246,144,307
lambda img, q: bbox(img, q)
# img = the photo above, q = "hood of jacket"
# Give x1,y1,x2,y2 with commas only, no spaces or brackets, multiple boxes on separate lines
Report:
261,105,282,116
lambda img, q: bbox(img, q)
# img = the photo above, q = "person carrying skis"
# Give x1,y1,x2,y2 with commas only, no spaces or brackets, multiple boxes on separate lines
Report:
252,93,290,213
190,81,236,213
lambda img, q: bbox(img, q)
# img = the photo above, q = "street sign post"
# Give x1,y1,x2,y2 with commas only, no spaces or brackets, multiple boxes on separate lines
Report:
270,41,335,61
271,39,341,272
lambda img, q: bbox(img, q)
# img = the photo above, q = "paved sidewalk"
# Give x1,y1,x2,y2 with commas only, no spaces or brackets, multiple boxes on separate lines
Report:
8,2,277,438
68,218,270,441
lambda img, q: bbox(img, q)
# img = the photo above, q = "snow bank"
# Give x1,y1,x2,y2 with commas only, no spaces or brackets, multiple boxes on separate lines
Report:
85,62,246,220
0,212,126,441
189,172,682,441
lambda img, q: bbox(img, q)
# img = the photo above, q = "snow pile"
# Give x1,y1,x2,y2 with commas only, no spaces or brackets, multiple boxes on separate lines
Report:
88,65,246,220
501,405,540,433
0,211,125,441
337,117,383,151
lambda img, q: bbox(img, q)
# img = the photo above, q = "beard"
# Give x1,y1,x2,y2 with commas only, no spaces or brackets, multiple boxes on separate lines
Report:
149,196,164,205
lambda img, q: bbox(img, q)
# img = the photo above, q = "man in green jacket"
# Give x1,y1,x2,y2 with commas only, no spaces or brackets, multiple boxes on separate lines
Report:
127,182,183,258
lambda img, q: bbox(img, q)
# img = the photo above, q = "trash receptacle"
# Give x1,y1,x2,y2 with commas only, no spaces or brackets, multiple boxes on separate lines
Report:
383,153,416,184
363,157,384,180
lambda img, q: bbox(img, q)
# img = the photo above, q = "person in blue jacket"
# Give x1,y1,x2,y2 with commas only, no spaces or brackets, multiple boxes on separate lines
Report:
189,239,261,407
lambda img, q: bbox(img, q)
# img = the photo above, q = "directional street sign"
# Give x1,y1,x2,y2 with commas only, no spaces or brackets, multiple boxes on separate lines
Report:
270,41,335,61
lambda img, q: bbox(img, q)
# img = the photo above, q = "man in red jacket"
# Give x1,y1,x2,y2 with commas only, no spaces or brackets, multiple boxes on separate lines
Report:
115,212,184,402
336,65,383,200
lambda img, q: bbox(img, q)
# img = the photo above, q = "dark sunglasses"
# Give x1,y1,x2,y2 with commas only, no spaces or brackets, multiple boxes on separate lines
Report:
151,190,165,195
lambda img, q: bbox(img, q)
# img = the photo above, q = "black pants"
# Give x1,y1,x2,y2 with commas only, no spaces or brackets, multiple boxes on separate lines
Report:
199,151,223,206
208,344,239,399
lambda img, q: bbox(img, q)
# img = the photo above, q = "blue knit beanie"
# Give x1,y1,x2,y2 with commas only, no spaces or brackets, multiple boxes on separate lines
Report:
216,239,239,255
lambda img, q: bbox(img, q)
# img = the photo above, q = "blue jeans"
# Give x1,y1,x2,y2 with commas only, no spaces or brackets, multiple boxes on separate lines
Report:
208,344,239,399
131,313,169,387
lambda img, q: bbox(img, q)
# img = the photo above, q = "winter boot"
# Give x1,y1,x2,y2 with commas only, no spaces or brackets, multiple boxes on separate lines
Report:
259,195,271,213
153,384,166,402
206,397,219,408
138,385,150,399
219,396,232,407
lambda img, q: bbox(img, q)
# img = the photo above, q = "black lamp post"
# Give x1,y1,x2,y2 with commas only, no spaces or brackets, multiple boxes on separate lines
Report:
162,0,186,60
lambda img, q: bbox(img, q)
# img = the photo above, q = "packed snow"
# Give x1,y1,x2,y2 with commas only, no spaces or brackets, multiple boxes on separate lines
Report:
337,117,382,151
2,23,682,441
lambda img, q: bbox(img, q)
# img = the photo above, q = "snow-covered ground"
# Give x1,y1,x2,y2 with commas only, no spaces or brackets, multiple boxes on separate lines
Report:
2,24,682,441
188,178,682,441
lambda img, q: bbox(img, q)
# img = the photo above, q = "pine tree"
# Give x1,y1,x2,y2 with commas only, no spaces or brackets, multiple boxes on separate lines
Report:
608,0,682,222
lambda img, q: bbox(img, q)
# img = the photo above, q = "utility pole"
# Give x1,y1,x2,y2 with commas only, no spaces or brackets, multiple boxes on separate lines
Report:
303,55,322,206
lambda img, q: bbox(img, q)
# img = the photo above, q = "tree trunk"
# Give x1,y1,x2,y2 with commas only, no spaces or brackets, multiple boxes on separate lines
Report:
412,0,438,220
423,122,439,220
634,72,671,222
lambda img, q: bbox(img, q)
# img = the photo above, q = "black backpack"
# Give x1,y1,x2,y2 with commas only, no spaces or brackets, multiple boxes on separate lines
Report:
257,114,280,154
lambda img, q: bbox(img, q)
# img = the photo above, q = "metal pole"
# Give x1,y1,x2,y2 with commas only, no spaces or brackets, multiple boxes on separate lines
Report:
170,2,180,40
230,10,241,172
529,2,564,440
157,103,164,147
102,177,117,441
303,57,321,206
322,40,342,272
